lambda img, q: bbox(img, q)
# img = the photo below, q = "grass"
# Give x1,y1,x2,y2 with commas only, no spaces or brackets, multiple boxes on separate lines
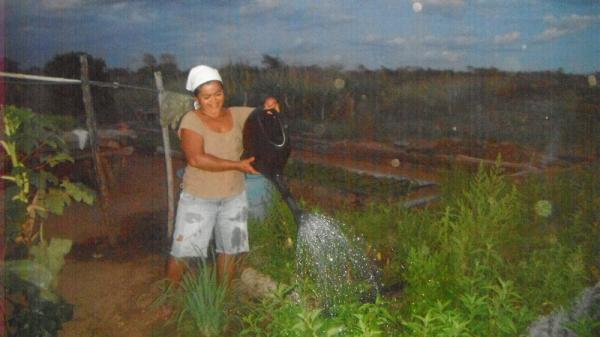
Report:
154,162,598,336
243,162,599,336
154,259,230,337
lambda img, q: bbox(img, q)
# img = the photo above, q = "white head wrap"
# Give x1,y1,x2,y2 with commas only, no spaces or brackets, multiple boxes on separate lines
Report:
185,65,222,92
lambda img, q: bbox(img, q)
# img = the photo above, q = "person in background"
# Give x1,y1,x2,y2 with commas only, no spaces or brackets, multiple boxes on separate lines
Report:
166,65,278,286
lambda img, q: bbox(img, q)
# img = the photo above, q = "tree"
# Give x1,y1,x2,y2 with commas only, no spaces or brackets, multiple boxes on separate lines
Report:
157,53,182,84
142,53,157,69
262,54,284,69
2,57,26,107
43,52,116,123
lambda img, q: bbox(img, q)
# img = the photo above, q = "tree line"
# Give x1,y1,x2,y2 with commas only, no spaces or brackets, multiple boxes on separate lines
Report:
3,52,599,157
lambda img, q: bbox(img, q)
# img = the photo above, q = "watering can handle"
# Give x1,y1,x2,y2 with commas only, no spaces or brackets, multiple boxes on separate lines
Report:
256,109,288,148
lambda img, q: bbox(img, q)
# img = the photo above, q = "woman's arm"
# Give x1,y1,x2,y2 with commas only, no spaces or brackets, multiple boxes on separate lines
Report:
180,128,258,174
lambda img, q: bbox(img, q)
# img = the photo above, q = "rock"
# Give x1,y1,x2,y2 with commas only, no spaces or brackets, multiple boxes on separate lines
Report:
527,282,600,337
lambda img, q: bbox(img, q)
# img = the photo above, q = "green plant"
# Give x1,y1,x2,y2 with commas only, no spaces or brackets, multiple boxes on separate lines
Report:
402,301,472,337
291,308,342,337
176,259,229,337
247,195,298,283
2,105,95,245
243,162,598,337
1,105,95,337
563,315,600,337
2,239,75,337
240,285,396,337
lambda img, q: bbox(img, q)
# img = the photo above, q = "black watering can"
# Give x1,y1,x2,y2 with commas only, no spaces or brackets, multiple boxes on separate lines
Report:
242,107,304,222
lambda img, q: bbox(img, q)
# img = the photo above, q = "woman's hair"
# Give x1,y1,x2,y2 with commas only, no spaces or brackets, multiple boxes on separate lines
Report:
193,80,224,97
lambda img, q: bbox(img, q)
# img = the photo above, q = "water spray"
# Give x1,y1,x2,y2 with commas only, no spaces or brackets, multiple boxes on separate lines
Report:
242,106,380,308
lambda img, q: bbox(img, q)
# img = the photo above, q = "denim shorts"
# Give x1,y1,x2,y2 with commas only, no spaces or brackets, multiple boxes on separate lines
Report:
170,190,249,258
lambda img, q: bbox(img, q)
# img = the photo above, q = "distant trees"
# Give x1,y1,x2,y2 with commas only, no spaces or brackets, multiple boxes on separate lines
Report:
3,50,597,157
133,52,183,89
44,52,116,123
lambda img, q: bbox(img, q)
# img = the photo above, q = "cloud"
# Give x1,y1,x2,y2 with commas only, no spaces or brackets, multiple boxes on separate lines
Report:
416,0,465,7
423,49,463,63
240,0,281,16
360,33,477,51
97,2,159,24
41,0,84,10
494,31,520,44
422,34,478,49
536,14,600,42
388,37,407,46
323,13,355,24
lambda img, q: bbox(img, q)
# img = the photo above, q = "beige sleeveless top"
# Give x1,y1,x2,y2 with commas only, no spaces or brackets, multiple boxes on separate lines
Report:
178,106,253,198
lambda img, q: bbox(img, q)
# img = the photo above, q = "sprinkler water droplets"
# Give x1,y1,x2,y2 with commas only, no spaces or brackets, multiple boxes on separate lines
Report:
241,105,380,310
296,213,381,310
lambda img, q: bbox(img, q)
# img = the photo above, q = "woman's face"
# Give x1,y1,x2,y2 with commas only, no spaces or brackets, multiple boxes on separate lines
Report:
195,81,225,112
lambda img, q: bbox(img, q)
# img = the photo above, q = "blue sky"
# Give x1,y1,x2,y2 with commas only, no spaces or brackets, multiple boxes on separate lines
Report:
5,0,600,74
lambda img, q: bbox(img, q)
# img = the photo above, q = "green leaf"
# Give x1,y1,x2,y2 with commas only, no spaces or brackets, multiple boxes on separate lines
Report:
2,260,55,299
42,188,71,215
45,152,74,167
326,326,344,337
61,180,95,205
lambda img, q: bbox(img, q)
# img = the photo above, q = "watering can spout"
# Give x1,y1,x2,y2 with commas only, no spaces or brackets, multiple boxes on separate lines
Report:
272,173,305,223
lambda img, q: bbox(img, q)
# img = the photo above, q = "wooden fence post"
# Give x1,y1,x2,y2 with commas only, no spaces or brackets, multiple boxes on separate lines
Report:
80,55,111,228
154,71,175,239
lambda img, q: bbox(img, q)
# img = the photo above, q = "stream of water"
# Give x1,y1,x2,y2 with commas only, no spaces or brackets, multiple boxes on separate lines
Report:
295,212,381,311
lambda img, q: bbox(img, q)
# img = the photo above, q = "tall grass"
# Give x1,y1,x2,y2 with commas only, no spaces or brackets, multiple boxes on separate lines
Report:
154,259,230,337
244,163,599,336
177,259,228,337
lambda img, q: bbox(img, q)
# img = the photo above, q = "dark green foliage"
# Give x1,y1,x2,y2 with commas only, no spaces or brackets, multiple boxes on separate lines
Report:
246,164,598,336
240,286,397,337
43,52,116,123
247,195,298,283
2,106,95,244
5,275,73,337
3,239,74,337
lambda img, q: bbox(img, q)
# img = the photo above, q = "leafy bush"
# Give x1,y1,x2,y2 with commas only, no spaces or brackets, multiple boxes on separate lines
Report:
240,285,397,337
244,163,598,336
1,105,95,245
1,105,95,337
2,239,75,337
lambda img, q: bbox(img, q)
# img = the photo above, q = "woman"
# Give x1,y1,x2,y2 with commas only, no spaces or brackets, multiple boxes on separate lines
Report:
166,65,277,285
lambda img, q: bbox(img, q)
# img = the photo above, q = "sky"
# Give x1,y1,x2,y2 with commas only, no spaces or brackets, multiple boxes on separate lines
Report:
5,0,600,74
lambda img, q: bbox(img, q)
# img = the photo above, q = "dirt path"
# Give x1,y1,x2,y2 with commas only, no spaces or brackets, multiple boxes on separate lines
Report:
48,153,282,337
58,255,165,337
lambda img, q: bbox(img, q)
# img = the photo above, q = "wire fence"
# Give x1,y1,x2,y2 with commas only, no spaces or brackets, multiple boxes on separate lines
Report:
1,62,192,238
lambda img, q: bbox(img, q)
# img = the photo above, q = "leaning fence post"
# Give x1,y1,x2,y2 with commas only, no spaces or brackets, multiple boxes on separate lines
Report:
154,71,175,239
79,55,110,228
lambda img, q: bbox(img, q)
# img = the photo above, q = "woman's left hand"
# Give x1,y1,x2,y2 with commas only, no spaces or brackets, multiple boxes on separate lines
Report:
238,156,259,174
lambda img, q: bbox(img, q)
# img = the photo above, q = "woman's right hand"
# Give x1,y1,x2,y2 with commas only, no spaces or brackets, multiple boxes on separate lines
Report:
238,157,259,174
